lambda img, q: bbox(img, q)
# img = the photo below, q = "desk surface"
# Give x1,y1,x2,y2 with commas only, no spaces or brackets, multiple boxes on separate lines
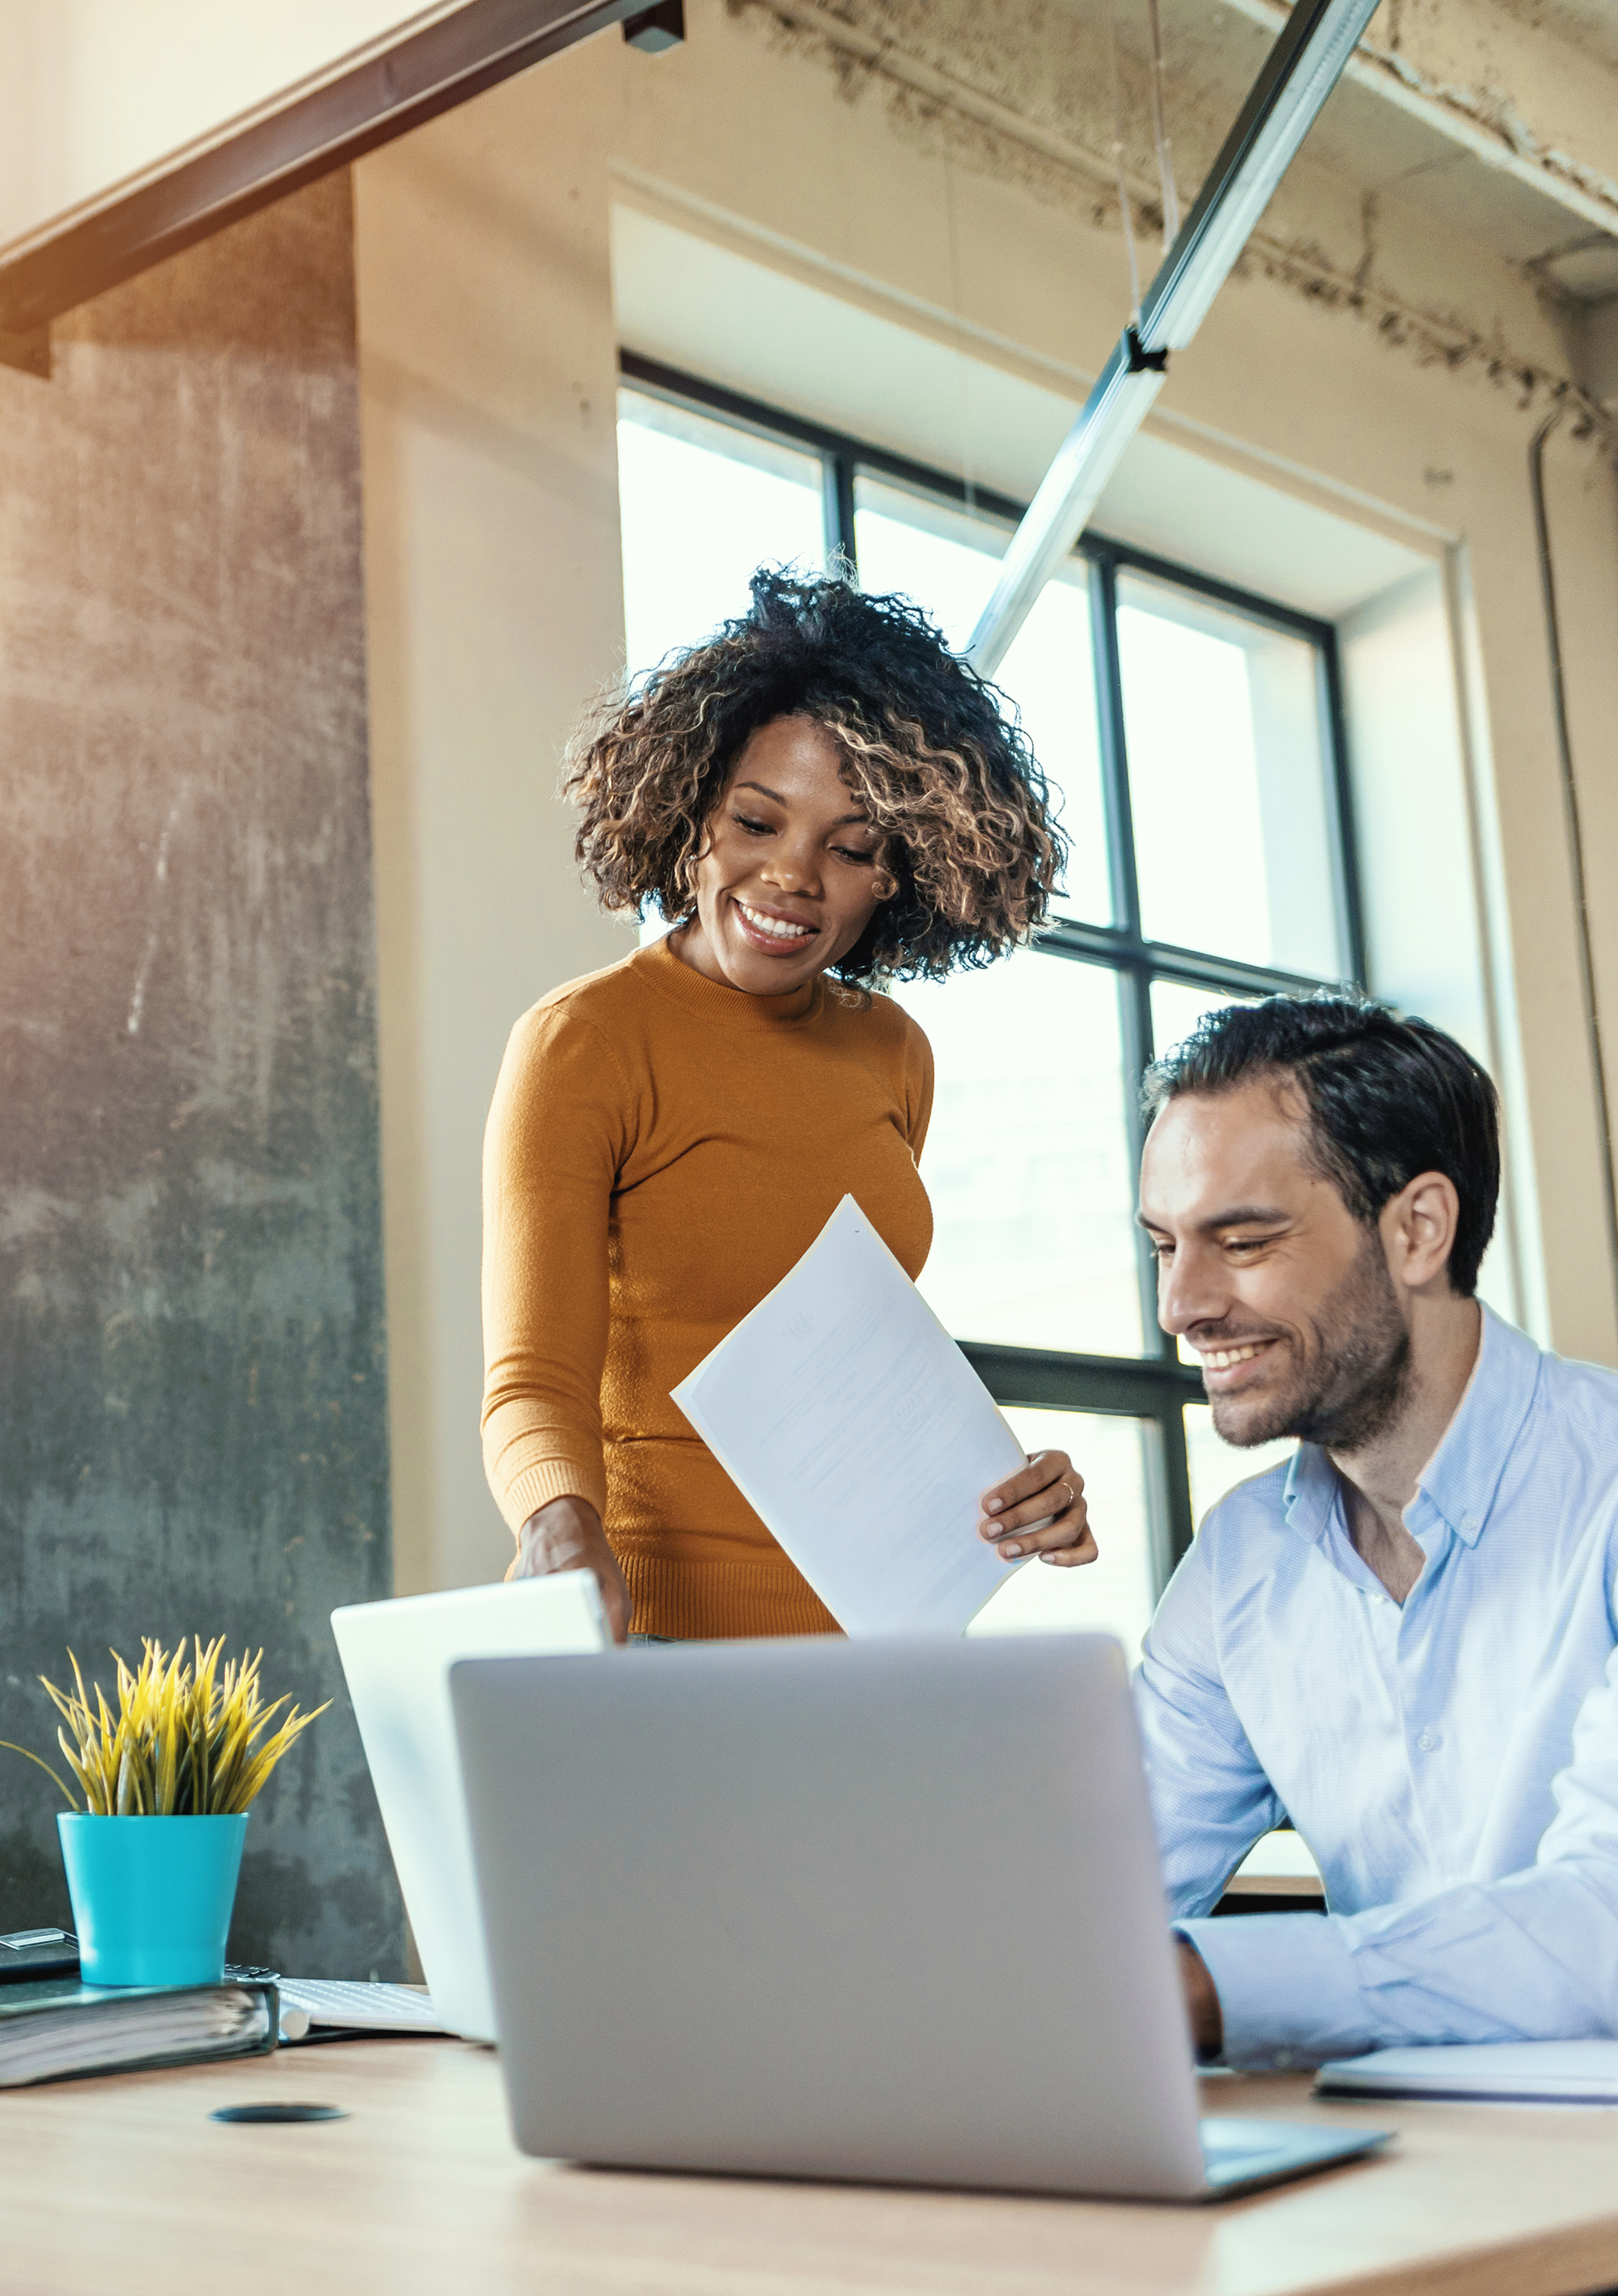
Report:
7,2039,1618,2296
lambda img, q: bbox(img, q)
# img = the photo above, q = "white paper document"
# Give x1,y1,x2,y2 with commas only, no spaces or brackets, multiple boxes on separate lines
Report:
670,1195,1027,1637
1315,2041,1618,2104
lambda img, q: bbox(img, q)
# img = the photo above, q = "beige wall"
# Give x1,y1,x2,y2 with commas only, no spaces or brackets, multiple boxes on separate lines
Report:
356,2,1618,1591
355,99,633,1596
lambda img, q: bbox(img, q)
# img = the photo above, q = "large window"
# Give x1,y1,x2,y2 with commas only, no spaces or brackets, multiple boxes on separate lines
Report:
616,354,1361,1658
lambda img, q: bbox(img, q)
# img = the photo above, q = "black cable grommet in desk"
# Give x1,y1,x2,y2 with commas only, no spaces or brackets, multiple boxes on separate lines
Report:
210,2103,348,2124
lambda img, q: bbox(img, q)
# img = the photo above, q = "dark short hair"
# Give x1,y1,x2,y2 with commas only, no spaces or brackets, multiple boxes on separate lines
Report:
1142,994,1501,1296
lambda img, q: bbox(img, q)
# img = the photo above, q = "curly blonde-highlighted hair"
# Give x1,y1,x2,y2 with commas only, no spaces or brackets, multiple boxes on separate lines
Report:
564,569,1066,982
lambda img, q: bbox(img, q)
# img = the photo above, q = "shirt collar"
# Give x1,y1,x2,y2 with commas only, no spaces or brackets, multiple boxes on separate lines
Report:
1281,1442,1338,1549
1412,1304,1540,1546
1280,1305,1541,1551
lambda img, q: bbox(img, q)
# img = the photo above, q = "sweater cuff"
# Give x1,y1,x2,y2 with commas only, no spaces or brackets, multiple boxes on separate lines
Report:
1176,1913,1374,2070
497,1456,609,1539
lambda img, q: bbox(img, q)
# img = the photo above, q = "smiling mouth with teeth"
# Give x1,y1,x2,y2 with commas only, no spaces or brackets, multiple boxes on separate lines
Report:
1198,1341,1273,1370
736,900,815,942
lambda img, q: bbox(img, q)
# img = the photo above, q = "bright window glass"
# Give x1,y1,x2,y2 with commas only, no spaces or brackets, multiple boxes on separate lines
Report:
617,392,825,678
1119,572,1341,976
853,479,998,650
853,479,1111,926
892,954,1141,1357
611,368,1364,1629
969,1408,1156,1663
1149,979,1259,1067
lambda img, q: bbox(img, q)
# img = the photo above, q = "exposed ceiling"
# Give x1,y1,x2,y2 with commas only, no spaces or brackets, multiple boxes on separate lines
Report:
1095,0,1618,297
1020,0,1618,401
740,0,1618,399
1489,0,1618,74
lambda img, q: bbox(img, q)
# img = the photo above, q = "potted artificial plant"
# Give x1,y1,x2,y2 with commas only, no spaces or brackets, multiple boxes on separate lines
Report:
2,1638,326,1988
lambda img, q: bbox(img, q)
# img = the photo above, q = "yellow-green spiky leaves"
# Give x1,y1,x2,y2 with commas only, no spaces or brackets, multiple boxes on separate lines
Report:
13,1639,328,1815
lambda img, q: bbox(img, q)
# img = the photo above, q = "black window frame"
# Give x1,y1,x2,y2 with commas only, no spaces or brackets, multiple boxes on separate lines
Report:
617,349,1366,1594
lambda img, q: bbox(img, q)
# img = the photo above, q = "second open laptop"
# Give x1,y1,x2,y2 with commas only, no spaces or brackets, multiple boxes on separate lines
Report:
450,1633,1390,2201
331,1572,606,2041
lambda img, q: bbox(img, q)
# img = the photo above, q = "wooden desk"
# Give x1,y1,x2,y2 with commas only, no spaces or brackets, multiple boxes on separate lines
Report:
7,2039,1618,2296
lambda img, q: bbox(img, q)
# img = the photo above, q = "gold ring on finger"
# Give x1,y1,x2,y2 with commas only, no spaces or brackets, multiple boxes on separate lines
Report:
1060,1481,1075,1510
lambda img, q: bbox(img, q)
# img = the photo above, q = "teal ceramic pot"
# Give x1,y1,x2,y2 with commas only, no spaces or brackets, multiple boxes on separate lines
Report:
57,1812,249,1988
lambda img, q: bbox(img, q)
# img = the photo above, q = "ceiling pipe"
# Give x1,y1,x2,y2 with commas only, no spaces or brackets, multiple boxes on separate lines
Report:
967,0,1383,677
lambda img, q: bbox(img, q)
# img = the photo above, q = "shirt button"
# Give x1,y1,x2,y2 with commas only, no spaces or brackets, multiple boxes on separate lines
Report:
1417,1730,1438,1753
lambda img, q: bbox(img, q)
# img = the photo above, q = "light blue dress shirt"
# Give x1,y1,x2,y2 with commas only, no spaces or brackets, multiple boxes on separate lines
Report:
1137,1306,1618,2069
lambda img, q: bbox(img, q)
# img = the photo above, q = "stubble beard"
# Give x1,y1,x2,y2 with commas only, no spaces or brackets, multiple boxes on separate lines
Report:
1212,1231,1412,1452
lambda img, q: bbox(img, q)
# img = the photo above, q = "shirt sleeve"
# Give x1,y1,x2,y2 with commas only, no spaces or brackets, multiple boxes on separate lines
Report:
1134,1525,1286,1919
1180,1634,1618,2069
480,1000,631,1542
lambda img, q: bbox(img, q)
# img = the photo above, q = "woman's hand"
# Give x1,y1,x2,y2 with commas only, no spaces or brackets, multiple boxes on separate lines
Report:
510,1496,633,1645
977,1450,1097,1566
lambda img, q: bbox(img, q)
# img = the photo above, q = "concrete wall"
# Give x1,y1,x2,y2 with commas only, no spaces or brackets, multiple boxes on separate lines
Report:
354,2,1618,1593
0,175,402,1978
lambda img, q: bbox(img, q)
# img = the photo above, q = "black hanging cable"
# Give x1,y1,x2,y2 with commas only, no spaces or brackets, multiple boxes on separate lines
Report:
1528,404,1618,1282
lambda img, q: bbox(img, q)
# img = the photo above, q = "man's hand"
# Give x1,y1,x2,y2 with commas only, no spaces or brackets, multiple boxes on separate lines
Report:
1176,1935,1222,2061
510,1495,632,1646
977,1450,1098,1565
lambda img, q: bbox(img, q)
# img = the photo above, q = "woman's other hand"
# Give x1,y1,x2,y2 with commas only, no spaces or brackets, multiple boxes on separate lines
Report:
510,1496,633,1645
977,1450,1097,1566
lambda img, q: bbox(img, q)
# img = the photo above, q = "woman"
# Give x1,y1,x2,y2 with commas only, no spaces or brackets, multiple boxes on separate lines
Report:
482,569,1095,1641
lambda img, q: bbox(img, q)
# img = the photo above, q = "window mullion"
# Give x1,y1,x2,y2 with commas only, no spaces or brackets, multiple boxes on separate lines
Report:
1090,551,1141,942
824,454,858,577
1144,1409,1197,1587
1094,547,1189,1581
1092,553,1166,1364
1319,630,1366,988
1118,964,1165,1360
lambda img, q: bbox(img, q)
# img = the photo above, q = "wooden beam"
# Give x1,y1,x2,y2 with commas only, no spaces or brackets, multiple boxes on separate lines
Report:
0,0,642,334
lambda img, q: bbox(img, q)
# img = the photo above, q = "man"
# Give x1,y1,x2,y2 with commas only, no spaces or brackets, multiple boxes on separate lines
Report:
1137,995,1618,2069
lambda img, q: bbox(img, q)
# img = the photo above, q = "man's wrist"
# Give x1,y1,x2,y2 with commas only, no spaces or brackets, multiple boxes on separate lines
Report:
1177,1912,1369,2069
1175,1934,1223,2061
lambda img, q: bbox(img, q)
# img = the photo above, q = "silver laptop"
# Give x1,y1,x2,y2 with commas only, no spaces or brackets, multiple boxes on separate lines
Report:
331,1572,606,2040
451,1633,1389,2201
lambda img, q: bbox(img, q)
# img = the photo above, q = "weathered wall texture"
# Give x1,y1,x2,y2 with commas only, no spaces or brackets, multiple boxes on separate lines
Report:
0,172,402,1977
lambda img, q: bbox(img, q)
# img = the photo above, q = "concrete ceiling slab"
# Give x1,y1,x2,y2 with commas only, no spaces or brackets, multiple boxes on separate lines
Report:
1544,239,1618,299
1053,0,1618,294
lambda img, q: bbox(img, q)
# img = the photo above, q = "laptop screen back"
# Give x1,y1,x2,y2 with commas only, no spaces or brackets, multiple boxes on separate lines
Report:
332,1572,605,2039
451,1633,1208,2196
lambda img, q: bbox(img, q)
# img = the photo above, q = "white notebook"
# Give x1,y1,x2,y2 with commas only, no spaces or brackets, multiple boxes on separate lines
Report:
1316,2042,1618,2103
671,1195,1027,1637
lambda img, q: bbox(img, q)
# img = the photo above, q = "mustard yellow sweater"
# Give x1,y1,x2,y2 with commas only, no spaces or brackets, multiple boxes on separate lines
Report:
481,937,934,1637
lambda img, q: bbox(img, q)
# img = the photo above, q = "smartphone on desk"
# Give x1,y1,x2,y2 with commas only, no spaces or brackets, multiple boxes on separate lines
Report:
0,1929,79,1983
